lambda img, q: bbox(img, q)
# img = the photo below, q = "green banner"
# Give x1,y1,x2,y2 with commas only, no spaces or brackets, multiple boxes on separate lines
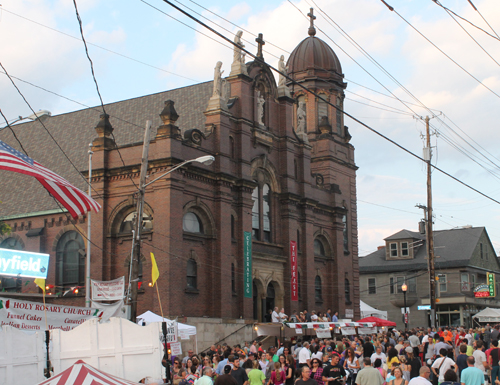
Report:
488,272,496,297
243,231,252,298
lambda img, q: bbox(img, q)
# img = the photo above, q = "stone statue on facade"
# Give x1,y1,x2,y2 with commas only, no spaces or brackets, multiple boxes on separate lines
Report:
277,55,291,98
212,61,224,97
294,101,309,143
206,61,228,112
257,91,265,127
230,30,248,76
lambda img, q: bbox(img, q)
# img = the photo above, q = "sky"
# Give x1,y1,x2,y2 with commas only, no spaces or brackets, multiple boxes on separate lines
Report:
1,0,500,257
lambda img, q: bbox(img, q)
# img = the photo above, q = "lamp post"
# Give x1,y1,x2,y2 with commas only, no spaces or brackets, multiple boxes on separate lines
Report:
402,283,408,332
0,110,51,131
128,121,215,322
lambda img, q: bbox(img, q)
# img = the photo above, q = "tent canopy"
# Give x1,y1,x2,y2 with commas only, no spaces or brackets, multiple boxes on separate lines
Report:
360,300,388,320
137,311,197,335
35,359,139,385
357,316,396,327
473,307,500,323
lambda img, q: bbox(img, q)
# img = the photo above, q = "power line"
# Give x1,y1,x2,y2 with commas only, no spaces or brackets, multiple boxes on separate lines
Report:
468,0,500,40
157,0,500,207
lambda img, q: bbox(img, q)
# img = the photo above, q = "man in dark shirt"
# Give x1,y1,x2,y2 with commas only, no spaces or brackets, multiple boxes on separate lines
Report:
216,366,238,385
489,340,500,384
362,337,374,360
322,354,346,385
492,326,500,344
230,356,248,385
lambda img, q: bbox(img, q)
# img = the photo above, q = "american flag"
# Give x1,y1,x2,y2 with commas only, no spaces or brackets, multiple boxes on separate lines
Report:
0,139,101,219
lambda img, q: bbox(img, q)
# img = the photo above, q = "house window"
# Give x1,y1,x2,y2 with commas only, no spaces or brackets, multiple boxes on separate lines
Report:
396,276,405,294
345,278,351,304
252,183,272,242
119,211,153,233
336,97,342,135
56,231,85,289
471,274,476,289
408,277,417,293
368,278,376,294
461,273,470,291
186,259,197,290
231,263,236,294
439,275,447,293
314,239,326,257
343,215,349,253
315,275,322,301
390,243,398,257
480,243,484,259
183,212,203,234
390,277,394,294
401,242,409,257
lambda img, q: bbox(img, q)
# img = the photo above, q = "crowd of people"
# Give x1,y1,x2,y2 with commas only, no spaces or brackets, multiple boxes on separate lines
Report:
149,325,500,385
266,308,340,323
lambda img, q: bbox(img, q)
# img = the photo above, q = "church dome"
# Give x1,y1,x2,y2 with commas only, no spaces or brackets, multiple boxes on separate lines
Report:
287,35,342,76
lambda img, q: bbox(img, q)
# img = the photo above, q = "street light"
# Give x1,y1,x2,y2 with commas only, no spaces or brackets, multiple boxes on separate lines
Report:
402,283,408,332
0,110,52,131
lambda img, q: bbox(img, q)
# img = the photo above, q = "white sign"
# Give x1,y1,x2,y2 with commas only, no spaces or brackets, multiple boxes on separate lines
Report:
341,327,356,335
358,327,377,334
295,328,303,334
0,298,101,331
160,321,178,343
91,276,125,301
345,309,353,318
316,329,332,338
170,341,182,356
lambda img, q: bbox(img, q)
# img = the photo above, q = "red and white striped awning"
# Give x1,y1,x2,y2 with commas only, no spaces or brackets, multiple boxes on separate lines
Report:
35,360,139,385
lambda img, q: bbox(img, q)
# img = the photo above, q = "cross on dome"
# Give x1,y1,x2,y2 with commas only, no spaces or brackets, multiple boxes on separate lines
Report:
308,8,316,36
256,33,265,59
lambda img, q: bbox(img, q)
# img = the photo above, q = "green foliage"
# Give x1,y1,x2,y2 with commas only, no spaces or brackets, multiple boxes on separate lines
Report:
0,221,10,236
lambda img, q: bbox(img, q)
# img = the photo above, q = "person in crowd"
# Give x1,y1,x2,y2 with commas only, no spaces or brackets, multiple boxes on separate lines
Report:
456,344,469,379
178,368,190,385
399,356,411,382
272,307,280,323
215,366,237,385
299,342,312,369
217,350,233,376
472,341,487,376
296,365,316,385
406,348,421,380
488,340,500,384
322,353,346,385
373,358,386,382
194,367,214,385
332,312,339,322
355,357,384,385
371,346,387,366
183,350,195,366
389,366,408,385
344,348,360,385
387,348,400,373
408,367,432,385
231,356,249,385
363,337,375,360
460,357,484,385
431,349,457,385
312,345,324,361
440,370,460,385
243,359,254,375
268,361,286,385
311,358,324,385
248,361,266,385
279,308,288,322
285,355,295,385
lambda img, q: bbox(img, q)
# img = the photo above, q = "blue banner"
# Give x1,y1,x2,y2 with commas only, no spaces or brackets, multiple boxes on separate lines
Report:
0,248,49,279
243,231,252,298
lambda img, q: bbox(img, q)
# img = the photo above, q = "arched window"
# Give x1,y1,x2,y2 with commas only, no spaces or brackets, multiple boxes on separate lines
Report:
119,211,153,234
315,275,322,301
231,263,236,294
252,183,272,242
229,136,235,159
343,214,349,253
336,97,343,135
345,278,351,304
56,231,85,288
0,237,23,292
314,239,325,258
318,97,328,122
186,259,197,290
183,212,203,234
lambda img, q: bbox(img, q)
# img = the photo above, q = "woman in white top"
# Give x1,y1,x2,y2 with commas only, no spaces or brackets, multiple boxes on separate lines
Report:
311,345,323,361
344,347,360,385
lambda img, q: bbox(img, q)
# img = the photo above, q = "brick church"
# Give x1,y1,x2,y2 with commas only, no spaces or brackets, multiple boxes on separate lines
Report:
0,15,361,321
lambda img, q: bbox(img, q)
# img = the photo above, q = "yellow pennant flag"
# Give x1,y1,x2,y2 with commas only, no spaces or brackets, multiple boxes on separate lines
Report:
34,278,46,294
151,252,160,286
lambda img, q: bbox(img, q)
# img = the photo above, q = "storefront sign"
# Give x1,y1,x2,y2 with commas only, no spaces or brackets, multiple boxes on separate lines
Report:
290,241,298,301
418,305,431,310
474,284,491,298
0,248,49,279
91,276,125,301
243,231,252,298
488,272,496,297
0,298,101,331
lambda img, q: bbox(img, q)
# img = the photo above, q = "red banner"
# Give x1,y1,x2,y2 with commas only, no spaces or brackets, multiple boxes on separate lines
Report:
291,241,298,301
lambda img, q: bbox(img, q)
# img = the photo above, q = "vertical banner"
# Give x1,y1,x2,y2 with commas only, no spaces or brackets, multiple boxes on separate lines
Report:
488,272,496,297
243,231,252,298
290,240,298,301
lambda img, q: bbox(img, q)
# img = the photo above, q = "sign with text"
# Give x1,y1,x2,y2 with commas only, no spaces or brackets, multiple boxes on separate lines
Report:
91,276,125,301
0,248,49,279
290,241,298,301
474,284,491,298
488,272,496,297
170,342,182,356
0,298,101,331
316,328,332,338
243,231,252,298
167,322,178,343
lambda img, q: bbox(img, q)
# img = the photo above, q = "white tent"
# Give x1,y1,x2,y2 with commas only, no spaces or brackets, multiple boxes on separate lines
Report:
137,311,197,335
360,300,388,320
473,307,500,323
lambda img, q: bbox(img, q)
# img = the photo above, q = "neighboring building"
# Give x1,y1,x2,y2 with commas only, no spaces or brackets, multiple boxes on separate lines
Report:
360,226,500,329
0,17,361,323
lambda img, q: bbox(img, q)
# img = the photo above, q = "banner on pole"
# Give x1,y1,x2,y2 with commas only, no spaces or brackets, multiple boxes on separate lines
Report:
0,248,49,279
290,241,298,301
91,276,125,301
243,231,252,298
0,298,102,331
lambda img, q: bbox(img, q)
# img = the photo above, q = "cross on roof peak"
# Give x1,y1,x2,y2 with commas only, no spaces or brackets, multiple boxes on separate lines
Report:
256,33,265,59
307,8,316,37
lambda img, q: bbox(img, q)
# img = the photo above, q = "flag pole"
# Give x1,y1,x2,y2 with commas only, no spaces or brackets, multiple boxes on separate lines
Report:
156,283,164,319
85,143,93,308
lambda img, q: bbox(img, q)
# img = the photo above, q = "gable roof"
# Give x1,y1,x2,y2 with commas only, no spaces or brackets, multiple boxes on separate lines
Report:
0,81,212,218
360,226,488,273
384,229,423,241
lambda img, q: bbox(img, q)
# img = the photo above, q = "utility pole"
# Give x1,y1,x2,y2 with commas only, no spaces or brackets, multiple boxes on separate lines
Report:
85,143,93,308
130,120,152,322
425,115,436,329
